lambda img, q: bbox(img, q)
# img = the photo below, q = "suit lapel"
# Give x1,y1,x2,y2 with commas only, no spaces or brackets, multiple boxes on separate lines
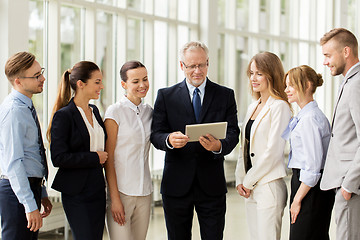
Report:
241,99,259,143
199,79,215,123
250,96,274,143
178,80,195,120
69,99,91,149
92,104,107,140
332,65,360,127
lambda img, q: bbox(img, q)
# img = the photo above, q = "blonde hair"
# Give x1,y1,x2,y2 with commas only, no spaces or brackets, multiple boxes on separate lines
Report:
320,28,358,57
247,52,290,107
285,65,323,99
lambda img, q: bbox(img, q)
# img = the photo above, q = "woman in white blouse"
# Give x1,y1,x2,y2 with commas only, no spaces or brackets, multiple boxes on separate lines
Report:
104,61,153,240
235,52,292,240
282,65,334,240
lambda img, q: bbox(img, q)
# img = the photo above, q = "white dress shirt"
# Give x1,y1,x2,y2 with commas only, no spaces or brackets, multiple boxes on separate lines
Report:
77,106,105,152
282,101,331,187
104,96,153,196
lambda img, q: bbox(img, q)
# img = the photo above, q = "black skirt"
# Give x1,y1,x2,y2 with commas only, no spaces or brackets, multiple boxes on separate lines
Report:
289,168,335,240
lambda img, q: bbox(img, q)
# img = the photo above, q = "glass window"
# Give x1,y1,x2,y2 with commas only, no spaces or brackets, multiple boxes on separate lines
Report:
128,0,143,11
154,21,168,89
236,0,248,30
29,0,45,128
96,11,114,114
218,0,225,28
280,41,288,69
259,38,269,52
60,5,82,75
96,0,114,5
127,17,142,61
236,36,249,122
280,0,287,34
177,25,190,82
153,20,168,170
299,42,309,64
347,0,356,32
178,0,190,22
155,0,168,18
217,34,225,85
299,0,310,40
259,0,269,32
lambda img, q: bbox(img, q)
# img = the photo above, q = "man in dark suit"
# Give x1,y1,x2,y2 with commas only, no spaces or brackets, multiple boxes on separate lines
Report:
151,41,240,240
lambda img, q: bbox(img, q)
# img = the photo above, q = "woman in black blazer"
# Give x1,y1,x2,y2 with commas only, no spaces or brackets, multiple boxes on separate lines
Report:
47,61,108,240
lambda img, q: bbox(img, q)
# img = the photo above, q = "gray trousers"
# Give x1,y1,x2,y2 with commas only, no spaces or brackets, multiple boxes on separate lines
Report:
335,188,360,240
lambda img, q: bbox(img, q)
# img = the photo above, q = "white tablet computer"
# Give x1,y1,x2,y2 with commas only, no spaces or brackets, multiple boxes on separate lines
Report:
185,122,228,142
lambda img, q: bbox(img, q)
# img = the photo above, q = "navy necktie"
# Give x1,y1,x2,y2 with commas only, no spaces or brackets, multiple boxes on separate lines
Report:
29,105,48,180
193,88,201,123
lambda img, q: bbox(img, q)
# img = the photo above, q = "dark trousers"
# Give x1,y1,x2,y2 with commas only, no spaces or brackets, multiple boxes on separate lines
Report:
162,178,226,240
0,178,42,240
62,179,105,240
289,169,335,240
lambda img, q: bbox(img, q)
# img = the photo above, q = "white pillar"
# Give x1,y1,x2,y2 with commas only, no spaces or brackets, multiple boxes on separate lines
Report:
199,0,218,81
0,0,29,102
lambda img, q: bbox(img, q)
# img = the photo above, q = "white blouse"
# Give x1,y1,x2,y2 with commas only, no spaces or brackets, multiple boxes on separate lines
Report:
77,106,105,152
104,96,153,196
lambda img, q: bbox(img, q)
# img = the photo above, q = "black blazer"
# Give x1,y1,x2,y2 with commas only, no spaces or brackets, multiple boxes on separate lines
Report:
50,98,106,195
150,79,240,197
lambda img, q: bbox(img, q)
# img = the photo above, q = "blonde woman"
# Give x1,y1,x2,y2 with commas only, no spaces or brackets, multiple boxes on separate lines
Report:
282,65,334,240
235,52,291,240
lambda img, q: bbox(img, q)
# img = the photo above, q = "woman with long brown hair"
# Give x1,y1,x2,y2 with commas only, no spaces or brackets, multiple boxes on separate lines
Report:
47,61,107,240
235,52,292,240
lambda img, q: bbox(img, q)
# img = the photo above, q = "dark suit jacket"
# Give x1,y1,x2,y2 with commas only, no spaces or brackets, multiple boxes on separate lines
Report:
150,79,240,197
50,98,106,195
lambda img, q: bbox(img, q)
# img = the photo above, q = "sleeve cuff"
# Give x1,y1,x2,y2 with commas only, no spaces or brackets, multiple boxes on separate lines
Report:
299,169,321,188
341,185,352,193
24,199,39,213
165,134,174,149
41,185,48,198
212,142,223,154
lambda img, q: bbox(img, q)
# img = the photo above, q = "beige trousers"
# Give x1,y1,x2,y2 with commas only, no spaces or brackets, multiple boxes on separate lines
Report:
245,178,287,240
106,192,151,240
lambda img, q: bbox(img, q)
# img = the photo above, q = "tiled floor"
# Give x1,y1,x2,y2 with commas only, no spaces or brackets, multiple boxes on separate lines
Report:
39,177,336,240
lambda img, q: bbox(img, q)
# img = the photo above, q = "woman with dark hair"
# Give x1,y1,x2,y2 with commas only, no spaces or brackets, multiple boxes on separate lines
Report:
47,61,107,240
104,61,152,240
235,52,292,240
282,65,334,240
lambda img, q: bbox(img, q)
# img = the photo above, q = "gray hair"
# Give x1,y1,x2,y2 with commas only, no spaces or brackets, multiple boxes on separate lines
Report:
179,41,209,61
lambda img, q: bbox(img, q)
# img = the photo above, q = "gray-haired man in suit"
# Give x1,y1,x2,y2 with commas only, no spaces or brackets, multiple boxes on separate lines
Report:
320,28,360,240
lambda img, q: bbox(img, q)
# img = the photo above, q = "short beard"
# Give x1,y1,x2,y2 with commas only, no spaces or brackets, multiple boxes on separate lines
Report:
333,63,346,76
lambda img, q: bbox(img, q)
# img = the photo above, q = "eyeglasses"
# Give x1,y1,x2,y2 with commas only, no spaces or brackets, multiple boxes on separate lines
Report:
182,61,208,71
19,68,45,81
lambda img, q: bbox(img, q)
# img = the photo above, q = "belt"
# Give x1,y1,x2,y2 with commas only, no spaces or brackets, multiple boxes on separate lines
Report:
0,175,44,186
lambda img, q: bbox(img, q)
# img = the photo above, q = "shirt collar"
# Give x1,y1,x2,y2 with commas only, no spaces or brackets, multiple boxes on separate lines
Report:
344,62,360,80
121,95,144,112
10,88,33,108
186,77,207,95
296,100,318,120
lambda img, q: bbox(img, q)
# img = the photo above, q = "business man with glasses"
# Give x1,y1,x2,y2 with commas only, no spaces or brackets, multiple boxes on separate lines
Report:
151,41,240,240
0,52,52,240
